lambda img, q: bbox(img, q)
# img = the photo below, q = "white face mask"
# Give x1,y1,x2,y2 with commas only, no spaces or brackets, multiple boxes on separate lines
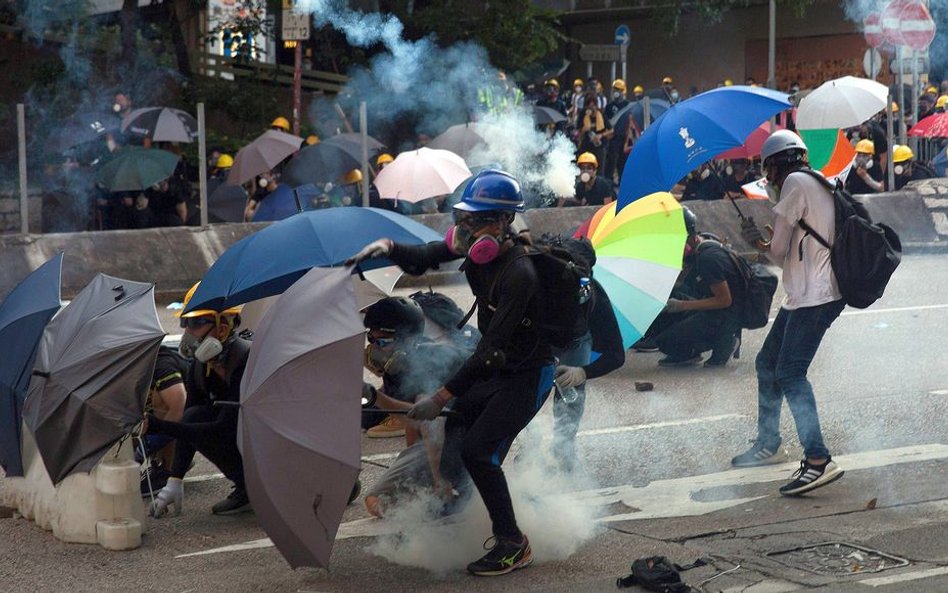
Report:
113,103,122,113
574,86,582,93
894,164,904,175
670,91,680,101
612,91,622,100
765,181,780,204
580,172,591,183
699,168,711,180
258,177,269,188
725,165,733,176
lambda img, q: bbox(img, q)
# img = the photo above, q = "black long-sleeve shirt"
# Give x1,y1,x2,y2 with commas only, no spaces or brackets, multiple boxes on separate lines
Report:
388,240,554,396
583,279,625,381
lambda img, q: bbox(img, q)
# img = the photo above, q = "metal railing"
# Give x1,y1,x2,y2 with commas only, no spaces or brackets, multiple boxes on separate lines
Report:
192,49,347,95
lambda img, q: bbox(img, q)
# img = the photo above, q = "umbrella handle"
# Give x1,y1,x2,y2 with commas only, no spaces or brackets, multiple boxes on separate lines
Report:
362,408,459,419
213,401,241,408
709,166,747,221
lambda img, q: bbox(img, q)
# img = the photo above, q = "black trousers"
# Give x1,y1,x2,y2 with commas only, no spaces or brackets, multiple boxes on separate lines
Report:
442,364,555,540
654,309,739,362
150,405,245,490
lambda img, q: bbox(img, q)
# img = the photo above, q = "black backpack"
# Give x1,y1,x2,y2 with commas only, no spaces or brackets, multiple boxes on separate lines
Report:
408,289,481,352
697,241,778,330
616,556,706,592
467,236,596,350
797,169,901,309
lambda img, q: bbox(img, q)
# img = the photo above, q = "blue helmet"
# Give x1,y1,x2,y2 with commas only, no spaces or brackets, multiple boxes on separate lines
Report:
454,169,524,213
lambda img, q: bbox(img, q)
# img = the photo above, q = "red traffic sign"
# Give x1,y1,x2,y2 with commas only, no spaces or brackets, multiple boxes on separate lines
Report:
899,1,936,51
864,11,884,48
882,0,911,45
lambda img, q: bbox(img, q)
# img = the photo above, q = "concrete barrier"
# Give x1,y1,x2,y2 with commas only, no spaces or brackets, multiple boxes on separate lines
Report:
0,191,942,301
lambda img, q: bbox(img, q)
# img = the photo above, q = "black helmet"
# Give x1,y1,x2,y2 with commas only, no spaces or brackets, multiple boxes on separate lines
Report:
363,297,425,336
681,205,697,237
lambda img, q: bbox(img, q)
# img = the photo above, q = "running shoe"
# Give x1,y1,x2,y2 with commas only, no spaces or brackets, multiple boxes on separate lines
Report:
211,487,252,515
779,458,844,496
731,440,788,467
467,534,533,576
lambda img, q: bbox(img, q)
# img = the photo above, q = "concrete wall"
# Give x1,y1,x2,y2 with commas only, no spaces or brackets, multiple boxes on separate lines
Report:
0,191,942,302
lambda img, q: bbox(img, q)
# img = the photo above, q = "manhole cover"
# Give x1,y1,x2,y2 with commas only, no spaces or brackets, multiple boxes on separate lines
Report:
765,542,909,576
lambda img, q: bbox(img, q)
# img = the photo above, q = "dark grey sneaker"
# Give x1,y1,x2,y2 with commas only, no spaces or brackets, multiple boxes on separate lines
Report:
731,440,788,467
467,535,533,576
779,458,844,496
212,487,252,515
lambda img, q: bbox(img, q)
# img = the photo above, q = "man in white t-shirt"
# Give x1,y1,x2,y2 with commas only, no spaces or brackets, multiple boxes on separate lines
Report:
733,130,846,497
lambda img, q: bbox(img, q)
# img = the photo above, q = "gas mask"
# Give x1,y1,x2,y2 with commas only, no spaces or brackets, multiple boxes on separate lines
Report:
363,341,407,377
856,155,873,170
580,172,592,183
445,212,504,265
179,331,224,363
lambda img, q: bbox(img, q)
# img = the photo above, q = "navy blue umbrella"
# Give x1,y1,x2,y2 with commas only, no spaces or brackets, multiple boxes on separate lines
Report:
618,86,791,210
184,207,444,314
0,253,63,476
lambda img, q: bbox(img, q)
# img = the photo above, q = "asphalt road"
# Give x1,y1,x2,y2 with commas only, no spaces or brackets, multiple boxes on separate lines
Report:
1,253,947,593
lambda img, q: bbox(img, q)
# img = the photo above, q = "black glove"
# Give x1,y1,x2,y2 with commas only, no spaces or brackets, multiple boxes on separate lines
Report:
740,217,765,245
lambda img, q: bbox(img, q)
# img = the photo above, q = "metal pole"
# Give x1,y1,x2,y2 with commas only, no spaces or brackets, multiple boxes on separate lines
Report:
586,62,593,80
292,43,302,136
621,55,627,83
17,103,27,235
886,97,895,191
768,0,776,89
360,101,369,208
610,61,616,85
198,102,208,227
910,49,920,153
642,96,651,131
898,46,907,144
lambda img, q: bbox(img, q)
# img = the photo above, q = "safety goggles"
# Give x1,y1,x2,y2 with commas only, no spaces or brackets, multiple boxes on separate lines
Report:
452,210,502,228
180,316,215,330
365,332,396,348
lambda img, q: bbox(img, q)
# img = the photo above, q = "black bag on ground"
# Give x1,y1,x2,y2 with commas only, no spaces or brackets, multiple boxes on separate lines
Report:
408,289,481,351
616,556,706,592
797,169,902,309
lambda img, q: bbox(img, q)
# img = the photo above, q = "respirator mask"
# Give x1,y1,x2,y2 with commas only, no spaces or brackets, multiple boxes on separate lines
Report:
856,155,874,170
179,317,226,363
363,334,407,377
580,172,592,183
445,211,505,265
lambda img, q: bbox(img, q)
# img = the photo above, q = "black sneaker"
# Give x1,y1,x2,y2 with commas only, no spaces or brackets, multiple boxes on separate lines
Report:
658,355,702,367
467,534,533,576
140,462,170,498
779,458,844,496
731,440,788,467
347,479,362,505
631,339,659,353
212,487,252,515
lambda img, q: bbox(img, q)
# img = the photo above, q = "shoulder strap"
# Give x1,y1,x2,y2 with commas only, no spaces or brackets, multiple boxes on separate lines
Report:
792,168,833,251
456,246,531,329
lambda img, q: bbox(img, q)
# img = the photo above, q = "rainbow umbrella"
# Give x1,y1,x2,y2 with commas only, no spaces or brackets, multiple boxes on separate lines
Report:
577,192,687,348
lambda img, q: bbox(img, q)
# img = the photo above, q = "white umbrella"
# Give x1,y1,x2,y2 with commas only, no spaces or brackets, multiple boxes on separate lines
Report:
796,76,889,131
374,147,472,203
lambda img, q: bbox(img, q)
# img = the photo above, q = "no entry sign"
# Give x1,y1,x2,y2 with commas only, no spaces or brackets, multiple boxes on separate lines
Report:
882,0,911,46
864,12,884,48
899,1,936,51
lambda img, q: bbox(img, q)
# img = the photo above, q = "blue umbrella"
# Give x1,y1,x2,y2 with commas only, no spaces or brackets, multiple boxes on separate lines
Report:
932,146,948,177
617,86,791,210
0,253,63,476
608,98,671,131
252,184,318,222
184,207,443,314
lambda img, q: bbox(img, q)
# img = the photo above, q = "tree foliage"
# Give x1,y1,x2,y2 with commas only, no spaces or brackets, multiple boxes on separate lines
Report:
627,0,816,35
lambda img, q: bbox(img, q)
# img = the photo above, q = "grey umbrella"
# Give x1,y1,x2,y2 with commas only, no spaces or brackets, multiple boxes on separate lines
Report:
121,107,198,144
22,274,165,485
238,266,363,568
227,129,304,186
428,123,486,160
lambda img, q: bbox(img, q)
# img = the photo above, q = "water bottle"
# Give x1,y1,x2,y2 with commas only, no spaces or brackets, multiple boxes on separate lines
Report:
558,383,580,404
578,277,591,305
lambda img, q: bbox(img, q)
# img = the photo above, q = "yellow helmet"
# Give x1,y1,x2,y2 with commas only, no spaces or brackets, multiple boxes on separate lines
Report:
633,85,644,94
545,78,560,89
271,116,290,131
343,169,363,184
215,154,234,169
854,139,875,154
936,95,948,109
612,79,627,92
662,76,673,85
176,282,241,322
572,78,583,87
376,153,394,166
892,144,914,163
577,152,599,168
724,79,734,86
305,134,320,145
926,85,938,95
892,101,900,113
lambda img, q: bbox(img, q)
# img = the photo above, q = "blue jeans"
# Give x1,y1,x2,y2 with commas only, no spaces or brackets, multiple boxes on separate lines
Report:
755,299,845,459
553,332,593,462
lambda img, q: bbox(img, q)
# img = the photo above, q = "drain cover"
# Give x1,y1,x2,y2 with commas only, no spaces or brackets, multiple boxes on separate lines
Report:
765,542,909,576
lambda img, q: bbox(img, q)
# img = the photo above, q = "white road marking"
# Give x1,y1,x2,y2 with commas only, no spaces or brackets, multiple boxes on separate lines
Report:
930,390,948,396
183,472,224,483
859,565,948,587
839,303,948,317
176,443,948,559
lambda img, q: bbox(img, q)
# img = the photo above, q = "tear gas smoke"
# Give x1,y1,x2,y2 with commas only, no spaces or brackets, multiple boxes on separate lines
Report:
297,0,578,200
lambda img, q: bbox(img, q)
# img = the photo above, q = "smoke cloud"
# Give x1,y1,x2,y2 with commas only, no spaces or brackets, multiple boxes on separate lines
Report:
297,0,578,201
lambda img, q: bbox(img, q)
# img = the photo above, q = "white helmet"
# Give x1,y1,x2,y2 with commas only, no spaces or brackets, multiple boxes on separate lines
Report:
760,130,808,165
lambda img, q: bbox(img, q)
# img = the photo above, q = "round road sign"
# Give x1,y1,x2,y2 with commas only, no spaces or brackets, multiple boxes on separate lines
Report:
864,12,884,48
899,1,936,51
883,0,911,46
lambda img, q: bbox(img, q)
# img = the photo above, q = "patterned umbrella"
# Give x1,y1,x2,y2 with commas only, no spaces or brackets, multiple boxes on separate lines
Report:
907,113,948,138
575,192,688,348
121,107,198,143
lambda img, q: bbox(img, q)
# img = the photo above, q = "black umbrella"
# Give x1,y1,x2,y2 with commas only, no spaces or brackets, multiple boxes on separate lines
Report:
608,98,671,130
121,107,198,144
281,142,361,187
0,253,62,477
22,274,164,484
533,105,568,125
322,133,384,163
208,177,249,223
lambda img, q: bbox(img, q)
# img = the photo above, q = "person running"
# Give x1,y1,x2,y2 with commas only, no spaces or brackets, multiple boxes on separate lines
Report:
347,170,553,576
736,130,845,496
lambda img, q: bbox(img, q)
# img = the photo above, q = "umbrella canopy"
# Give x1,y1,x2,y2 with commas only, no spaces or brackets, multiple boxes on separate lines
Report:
0,253,63,477
798,129,856,178
207,180,248,223
183,207,443,314
374,147,471,203
715,122,783,160
49,112,120,153
608,98,671,131
427,124,486,160
251,184,326,222
228,130,303,186
95,147,180,192
795,76,888,131
121,107,198,143
533,105,567,125
933,146,948,176
575,192,688,348
323,133,384,160
22,274,164,484
239,266,363,568
618,86,791,209
281,142,361,187
908,113,948,138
